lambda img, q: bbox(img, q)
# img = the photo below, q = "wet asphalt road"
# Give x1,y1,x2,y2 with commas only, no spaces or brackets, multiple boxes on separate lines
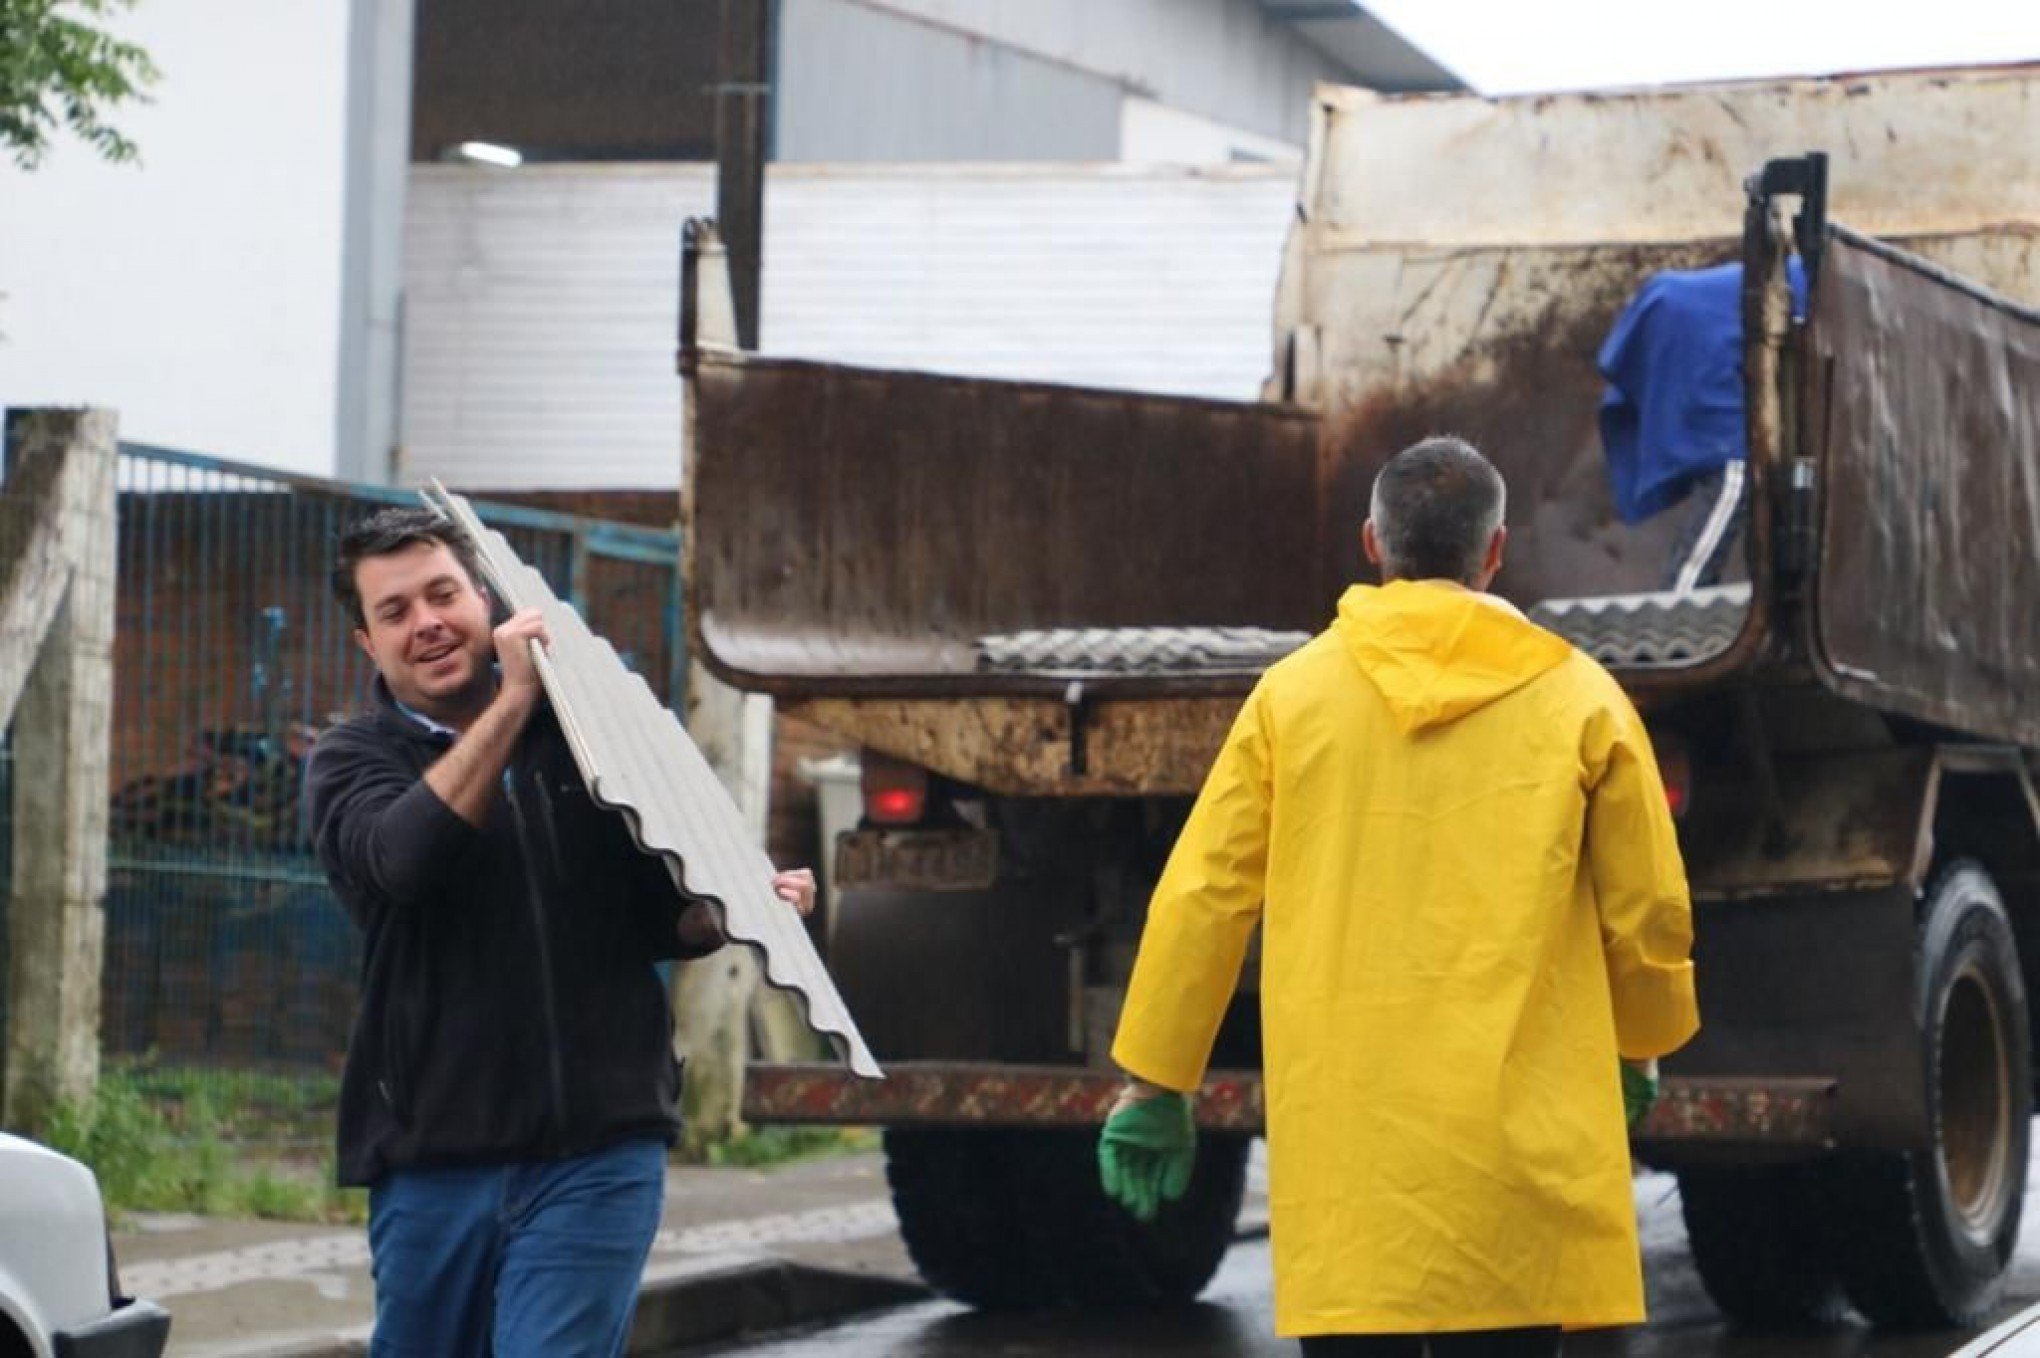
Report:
678,1168,2040,1357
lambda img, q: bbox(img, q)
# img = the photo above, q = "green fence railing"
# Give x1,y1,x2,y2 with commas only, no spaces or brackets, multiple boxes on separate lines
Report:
93,445,681,1132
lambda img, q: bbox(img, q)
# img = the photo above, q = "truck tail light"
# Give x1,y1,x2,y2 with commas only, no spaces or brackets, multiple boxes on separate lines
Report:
861,750,929,825
1655,734,1691,820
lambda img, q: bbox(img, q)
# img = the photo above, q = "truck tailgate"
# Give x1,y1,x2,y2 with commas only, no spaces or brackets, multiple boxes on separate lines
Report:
684,352,1324,698
1808,226,2040,746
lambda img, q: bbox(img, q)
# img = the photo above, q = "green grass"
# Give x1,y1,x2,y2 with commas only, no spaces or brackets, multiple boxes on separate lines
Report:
110,1061,340,1144
41,1062,875,1222
694,1124,879,1168
39,1063,366,1225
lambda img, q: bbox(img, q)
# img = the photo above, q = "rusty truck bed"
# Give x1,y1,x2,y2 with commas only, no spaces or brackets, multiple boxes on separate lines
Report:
682,68,2040,790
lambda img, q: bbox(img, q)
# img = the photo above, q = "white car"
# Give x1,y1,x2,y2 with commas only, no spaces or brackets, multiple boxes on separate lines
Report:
0,1133,169,1357
1956,1306,2040,1357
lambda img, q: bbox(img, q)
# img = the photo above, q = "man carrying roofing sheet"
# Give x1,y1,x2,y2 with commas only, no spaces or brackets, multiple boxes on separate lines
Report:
307,507,816,1358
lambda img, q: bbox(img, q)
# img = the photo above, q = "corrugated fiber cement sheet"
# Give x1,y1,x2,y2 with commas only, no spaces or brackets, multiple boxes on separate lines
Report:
425,483,881,1079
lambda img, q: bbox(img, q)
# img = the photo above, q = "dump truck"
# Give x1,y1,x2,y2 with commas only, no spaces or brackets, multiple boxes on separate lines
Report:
680,66,2040,1327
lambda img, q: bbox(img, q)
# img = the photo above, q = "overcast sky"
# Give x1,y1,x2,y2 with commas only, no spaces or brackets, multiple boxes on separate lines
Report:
1363,0,2036,94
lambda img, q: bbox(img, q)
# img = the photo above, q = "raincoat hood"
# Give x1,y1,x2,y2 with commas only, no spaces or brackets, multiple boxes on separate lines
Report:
1334,580,1572,734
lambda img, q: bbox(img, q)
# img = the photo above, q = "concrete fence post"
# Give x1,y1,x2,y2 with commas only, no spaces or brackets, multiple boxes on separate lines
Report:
1,408,118,1134
673,662,772,1149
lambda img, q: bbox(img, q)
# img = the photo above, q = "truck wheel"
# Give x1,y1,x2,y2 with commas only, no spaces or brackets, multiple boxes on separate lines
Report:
1832,860,2031,1327
884,1128,1056,1309
1012,1128,1249,1308
884,1126,1247,1309
1676,1164,1848,1326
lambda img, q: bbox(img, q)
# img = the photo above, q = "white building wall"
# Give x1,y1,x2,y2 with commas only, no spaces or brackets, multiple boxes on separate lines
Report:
400,162,1299,490
0,0,352,475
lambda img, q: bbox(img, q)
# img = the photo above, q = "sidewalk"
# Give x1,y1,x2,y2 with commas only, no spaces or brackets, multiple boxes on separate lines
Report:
113,1145,1272,1357
117,1152,922,1357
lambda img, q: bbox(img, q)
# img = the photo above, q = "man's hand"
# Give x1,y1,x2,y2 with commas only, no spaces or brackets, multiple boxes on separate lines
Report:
1622,1057,1660,1130
423,607,551,826
677,868,815,954
772,868,816,917
1097,1081,1195,1222
493,607,551,703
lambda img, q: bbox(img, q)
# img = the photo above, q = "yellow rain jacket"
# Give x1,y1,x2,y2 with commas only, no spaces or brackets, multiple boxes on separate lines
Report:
1113,580,1698,1336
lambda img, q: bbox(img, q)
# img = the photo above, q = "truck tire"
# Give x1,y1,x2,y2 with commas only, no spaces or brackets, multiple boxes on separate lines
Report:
883,1126,1247,1309
884,1128,1056,1310
1676,1164,1848,1326
1832,860,2031,1327
1012,1128,1249,1309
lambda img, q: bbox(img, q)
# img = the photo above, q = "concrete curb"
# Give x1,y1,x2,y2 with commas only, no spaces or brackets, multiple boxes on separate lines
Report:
629,1260,930,1352
244,1260,930,1358
250,1216,1266,1356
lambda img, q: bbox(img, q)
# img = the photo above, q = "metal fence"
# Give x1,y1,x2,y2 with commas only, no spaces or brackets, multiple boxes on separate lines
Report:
83,444,682,1127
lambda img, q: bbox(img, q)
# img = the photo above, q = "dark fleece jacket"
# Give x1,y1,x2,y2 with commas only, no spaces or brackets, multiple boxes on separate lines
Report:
305,679,718,1186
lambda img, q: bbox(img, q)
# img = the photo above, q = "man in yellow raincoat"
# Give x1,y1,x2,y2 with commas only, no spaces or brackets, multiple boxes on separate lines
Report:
1102,437,1699,1356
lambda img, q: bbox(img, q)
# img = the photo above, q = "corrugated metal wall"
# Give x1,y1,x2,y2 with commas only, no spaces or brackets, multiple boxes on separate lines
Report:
850,0,1351,148
777,0,1122,163
400,162,1298,490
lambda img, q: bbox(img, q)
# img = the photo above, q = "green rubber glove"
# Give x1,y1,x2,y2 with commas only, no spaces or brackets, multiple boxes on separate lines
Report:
1098,1090,1196,1222
1621,1059,1660,1130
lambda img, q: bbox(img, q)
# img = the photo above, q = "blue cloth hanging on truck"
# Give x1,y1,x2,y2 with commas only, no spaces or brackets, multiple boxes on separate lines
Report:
1598,259,1807,525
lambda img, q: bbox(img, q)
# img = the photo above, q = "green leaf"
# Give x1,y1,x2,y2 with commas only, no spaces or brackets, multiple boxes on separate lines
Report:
0,0,158,169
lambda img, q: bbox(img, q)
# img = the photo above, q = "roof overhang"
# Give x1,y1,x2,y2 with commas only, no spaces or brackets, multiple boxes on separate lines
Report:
1255,1,1464,92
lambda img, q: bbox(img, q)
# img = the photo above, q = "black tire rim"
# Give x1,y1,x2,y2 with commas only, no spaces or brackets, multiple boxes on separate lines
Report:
1937,955,2013,1246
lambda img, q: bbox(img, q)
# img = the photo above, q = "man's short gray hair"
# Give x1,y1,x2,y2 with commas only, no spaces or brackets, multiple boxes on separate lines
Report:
1368,436,1507,585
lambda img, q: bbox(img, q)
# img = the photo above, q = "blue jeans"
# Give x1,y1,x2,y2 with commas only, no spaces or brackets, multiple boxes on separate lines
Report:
367,1139,667,1358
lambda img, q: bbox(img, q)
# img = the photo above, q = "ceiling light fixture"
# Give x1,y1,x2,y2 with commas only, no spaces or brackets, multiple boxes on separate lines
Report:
452,141,523,168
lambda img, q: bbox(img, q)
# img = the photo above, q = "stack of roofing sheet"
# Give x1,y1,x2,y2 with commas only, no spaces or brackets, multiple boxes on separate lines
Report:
424,483,881,1079
977,625,1311,675
1528,583,1752,667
